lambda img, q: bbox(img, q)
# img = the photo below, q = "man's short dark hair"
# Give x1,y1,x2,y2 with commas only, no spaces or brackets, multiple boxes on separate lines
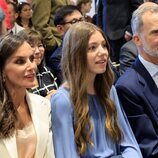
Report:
8,2,18,13
54,5,82,26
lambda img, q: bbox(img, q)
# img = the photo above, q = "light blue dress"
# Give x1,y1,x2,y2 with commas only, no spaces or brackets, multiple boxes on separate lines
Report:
51,86,142,158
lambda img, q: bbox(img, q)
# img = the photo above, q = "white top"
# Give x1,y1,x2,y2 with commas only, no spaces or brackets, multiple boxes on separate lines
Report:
139,55,158,87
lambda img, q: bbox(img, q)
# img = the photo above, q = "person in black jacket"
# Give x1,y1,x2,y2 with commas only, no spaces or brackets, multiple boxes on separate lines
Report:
48,5,83,85
96,0,143,63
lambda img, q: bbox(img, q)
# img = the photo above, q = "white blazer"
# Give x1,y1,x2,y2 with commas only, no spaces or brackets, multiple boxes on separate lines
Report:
0,91,55,158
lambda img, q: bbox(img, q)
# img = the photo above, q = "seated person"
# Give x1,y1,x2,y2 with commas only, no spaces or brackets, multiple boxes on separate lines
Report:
18,29,58,99
116,2,158,157
119,40,138,75
0,34,54,157
51,22,142,158
48,5,84,85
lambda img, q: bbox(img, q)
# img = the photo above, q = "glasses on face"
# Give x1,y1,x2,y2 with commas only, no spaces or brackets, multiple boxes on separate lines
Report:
62,17,85,25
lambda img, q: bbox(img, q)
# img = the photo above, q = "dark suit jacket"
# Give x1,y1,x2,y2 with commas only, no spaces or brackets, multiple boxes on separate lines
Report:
115,58,158,158
151,0,158,3
97,0,143,40
48,45,63,86
119,40,138,75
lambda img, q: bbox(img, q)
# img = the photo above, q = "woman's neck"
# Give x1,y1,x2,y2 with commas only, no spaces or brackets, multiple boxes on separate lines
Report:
63,73,96,94
81,9,86,16
87,82,95,95
21,19,29,28
87,74,96,95
7,86,26,109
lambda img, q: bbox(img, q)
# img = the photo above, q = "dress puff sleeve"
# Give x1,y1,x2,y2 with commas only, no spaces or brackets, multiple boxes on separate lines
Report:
110,86,142,158
51,88,80,158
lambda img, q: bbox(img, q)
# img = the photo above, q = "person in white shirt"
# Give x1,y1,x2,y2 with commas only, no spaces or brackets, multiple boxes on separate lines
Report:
7,1,24,34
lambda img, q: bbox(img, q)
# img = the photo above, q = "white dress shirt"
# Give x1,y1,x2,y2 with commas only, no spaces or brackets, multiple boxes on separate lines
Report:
8,23,24,34
139,54,158,87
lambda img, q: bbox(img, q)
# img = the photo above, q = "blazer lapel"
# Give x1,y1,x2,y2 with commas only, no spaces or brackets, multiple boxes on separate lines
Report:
3,135,18,158
26,92,49,158
133,58,158,129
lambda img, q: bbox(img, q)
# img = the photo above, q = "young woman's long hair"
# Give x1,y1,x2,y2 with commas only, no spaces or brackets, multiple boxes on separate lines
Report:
61,22,122,155
0,34,25,138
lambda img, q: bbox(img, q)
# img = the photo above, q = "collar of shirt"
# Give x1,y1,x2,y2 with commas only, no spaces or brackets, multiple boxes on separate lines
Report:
139,54,158,77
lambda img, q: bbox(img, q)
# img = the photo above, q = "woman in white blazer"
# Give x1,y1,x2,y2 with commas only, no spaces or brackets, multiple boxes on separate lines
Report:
0,34,55,158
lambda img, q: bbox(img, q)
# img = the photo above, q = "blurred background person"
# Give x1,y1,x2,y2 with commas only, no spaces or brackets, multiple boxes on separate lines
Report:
0,0,11,29
6,0,18,3
48,5,84,85
31,0,70,65
77,0,92,22
7,1,24,34
16,2,33,29
18,29,58,99
0,8,7,35
97,0,143,64
119,40,138,75
0,0,18,30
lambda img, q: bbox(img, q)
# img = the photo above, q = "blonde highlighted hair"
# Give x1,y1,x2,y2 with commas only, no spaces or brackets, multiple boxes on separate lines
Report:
61,22,122,155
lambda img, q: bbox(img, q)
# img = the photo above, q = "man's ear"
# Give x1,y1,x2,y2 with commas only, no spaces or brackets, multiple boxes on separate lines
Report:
56,25,65,35
132,34,142,46
15,13,19,19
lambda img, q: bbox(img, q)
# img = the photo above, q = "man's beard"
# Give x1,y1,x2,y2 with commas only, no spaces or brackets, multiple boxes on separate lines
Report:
142,39,158,57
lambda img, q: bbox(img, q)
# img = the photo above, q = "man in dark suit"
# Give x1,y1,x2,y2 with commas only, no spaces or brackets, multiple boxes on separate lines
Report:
97,0,143,63
116,3,158,158
150,0,158,3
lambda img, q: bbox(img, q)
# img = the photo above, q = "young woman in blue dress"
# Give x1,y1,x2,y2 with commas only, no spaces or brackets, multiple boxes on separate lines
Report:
51,22,142,158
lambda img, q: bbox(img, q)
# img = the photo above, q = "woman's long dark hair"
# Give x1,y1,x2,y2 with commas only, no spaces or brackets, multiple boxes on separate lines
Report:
0,34,25,138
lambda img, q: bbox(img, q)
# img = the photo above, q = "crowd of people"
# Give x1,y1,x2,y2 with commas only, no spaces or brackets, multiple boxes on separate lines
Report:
0,0,158,158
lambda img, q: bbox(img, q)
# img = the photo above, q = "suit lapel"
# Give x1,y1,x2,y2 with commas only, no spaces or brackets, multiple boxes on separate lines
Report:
133,58,158,126
3,135,18,158
26,92,48,158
